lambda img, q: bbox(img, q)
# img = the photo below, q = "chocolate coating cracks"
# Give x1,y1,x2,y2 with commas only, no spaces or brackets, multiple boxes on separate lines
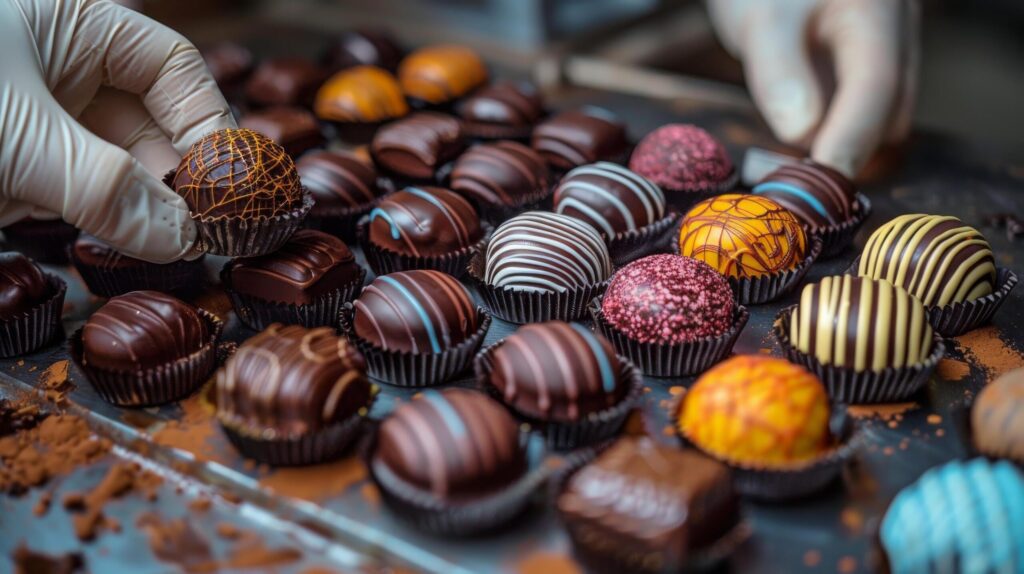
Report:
450,141,550,209
532,108,628,170
398,45,487,105
370,112,464,179
0,252,49,320
368,186,482,257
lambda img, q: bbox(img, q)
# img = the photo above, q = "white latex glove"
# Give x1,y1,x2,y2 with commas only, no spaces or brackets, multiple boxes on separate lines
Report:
0,0,236,263
708,0,920,177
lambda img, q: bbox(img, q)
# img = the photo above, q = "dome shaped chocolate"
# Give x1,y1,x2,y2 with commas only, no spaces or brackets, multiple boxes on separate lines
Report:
245,57,325,108
398,45,487,105
353,270,479,354
0,252,49,320
553,162,666,238
450,141,550,209
752,161,857,230
455,81,544,130
238,106,325,158
297,150,380,215
857,214,996,307
314,66,408,123
367,187,481,257
375,388,524,497
532,108,628,171
370,112,464,180
172,128,304,220
323,29,403,73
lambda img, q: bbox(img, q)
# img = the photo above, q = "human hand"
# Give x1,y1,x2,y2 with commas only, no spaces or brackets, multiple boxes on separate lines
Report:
708,0,920,177
0,0,235,263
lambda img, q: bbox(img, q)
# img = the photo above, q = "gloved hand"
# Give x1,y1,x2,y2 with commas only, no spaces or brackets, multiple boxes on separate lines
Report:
708,0,920,177
0,0,235,263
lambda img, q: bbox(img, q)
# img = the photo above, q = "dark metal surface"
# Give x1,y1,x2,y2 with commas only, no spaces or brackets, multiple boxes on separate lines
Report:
2,89,1023,573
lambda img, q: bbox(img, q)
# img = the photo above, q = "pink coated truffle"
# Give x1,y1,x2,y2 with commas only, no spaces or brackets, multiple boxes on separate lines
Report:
629,124,733,192
602,254,734,345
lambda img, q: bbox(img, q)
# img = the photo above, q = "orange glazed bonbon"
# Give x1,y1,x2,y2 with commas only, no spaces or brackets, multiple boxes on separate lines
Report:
315,66,409,123
678,194,807,279
678,355,830,466
398,45,487,104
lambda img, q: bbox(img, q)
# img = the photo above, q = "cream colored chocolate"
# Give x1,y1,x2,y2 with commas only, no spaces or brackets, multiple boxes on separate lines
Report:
790,275,933,372
857,214,995,307
971,368,1024,464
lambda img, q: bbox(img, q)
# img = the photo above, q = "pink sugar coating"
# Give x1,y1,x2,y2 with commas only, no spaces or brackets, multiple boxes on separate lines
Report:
629,124,733,191
602,254,734,345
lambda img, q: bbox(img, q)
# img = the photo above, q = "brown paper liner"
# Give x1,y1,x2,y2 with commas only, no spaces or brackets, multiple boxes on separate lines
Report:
357,218,491,279
195,192,314,257
661,169,740,211
844,260,1018,338
591,299,749,378
1,220,80,265
467,247,610,324
339,304,491,387
773,307,946,404
475,345,645,450
70,250,206,298
605,211,681,267
0,274,66,358
70,310,224,407
810,193,872,259
221,262,366,331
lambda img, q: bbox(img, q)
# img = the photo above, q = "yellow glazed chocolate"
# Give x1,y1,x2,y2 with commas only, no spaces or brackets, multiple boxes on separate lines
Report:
398,45,487,104
314,66,409,123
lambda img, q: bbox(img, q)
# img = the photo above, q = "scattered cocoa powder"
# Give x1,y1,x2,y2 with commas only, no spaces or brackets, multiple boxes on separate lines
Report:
137,512,215,573
803,549,821,567
215,521,242,540
360,482,380,507
219,541,301,570
11,544,85,574
62,462,141,540
937,358,970,381
955,326,1024,379
259,456,366,502
33,490,52,516
188,497,212,513
0,412,110,495
847,403,917,421
38,360,74,405
152,394,235,466
514,551,582,574
926,414,942,425
838,556,858,573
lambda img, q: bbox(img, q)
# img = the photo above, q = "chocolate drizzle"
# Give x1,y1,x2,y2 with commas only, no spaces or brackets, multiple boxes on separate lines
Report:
531,108,628,170
370,112,464,179
553,162,666,238
752,161,856,229
368,187,482,257
297,150,380,213
455,81,544,127
450,141,550,208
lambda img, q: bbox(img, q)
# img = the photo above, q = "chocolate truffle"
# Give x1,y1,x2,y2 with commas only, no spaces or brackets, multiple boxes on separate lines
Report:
789,275,934,372
603,254,734,345
245,57,326,108
370,112,464,180
971,367,1024,464
487,321,626,421
679,356,830,465
201,41,254,91
857,214,996,307
449,141,550,210
678,194,807,279
558,437,740,573
0,252,49,320
553,162,666,238
353,270,479,354
314,66,409,123
297,150,381,216
238,106,325,158
323,29,403,73
1,217,80,265
629,124,733,192
82,291,210,372
216,324,370,436
532,108,628,171
752,161,857,230
455,81,544,137
172,128,305,220
880,459,1024,574
397,45,488,105
367,187,482,257
375,388,525,497
226,230,361,305
485,211,612,293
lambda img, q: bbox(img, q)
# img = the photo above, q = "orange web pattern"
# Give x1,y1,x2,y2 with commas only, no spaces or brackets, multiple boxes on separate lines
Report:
680,356,830,465
678,194,807,278
173,128,303,220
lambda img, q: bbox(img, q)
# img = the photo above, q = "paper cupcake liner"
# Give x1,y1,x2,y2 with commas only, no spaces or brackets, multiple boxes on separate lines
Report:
0,274,66,358
844,260,1017,337
811,193,872,259
467,248,610,324
221,263,366,331
339,304,491,387
304,203,374,243
1,220,80,265
367,431,548,536
357,218,491,279
475,345,645,450
70,250,206,298
605,211,681,267
70,310,224,407
661,169,740,211
773,307,946,404
591,299,749,378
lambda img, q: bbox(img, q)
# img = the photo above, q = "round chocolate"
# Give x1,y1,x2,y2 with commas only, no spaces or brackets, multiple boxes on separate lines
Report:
449,141,550,209
0,252,49,320
752,161,857,230
857,214,996,307
227,229,361,305
201,41,254,89
239,106,325,158
353,269,479,354
532,108,628,171
454,81,544,129
790,275,934,372
375,388,525,497
323,29,403,73
172,128,304,220
397,45,488,105
602,254,734,345
485,211,612,293
367,187,481,257
629,124,733,192
488,321,625,422
244,57,326,108
370,112,464,180
82,291,209,372
314,66,408,124
972,368,1024,464
297,150,380,216
678,194,808,279
216,323,370,435
553,161,666,238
